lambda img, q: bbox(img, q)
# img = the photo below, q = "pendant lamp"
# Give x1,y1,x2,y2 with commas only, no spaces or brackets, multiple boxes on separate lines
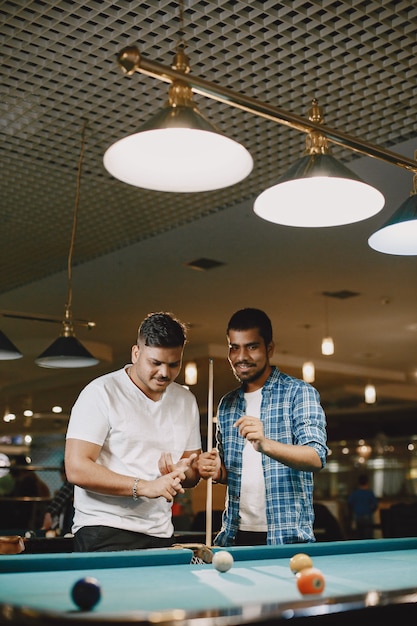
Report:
35,123,99,369
104,44,253,193
368,166,417,255
254,99,385,227
0,330,23,360
364,383,376,404
184,361,198,385
321,295,334,356
302,324,315,383
302,361,315,383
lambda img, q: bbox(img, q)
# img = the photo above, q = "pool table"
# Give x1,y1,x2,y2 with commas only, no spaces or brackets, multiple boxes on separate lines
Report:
0,538,416,624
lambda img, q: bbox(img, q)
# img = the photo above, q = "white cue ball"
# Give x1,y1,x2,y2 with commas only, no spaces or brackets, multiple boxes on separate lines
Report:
212,550,234,573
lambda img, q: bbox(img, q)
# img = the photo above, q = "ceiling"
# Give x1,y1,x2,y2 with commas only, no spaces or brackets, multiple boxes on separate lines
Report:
1,1,416,440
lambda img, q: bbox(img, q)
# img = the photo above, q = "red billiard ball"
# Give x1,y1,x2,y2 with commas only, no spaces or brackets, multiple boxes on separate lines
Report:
296,567,325,595
289,552,313,574
71,577,101,611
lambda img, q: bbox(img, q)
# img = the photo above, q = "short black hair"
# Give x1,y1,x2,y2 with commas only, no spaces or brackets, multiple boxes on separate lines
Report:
138,312,187,348
227,308,273,346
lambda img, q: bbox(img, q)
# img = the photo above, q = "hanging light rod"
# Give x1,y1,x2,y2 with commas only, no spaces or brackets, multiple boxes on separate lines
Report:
116,46,417,175
0,309,95,329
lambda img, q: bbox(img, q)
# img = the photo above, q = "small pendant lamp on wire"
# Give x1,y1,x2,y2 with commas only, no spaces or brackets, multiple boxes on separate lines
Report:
35,122,99,369
302,324,315,383
321,294,334,356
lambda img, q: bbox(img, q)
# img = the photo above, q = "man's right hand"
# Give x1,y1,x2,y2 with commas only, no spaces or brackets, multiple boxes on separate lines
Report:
195,449,221,480
139,471,186,502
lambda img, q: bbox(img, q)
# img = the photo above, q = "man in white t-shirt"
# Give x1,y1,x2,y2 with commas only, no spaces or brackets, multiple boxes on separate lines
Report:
65,311,202,551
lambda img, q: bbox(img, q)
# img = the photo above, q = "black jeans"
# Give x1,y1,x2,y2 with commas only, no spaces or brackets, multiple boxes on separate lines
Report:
74,525,174,552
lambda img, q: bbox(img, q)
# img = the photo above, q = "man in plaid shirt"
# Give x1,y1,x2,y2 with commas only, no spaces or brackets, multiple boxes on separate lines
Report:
197,308,328,546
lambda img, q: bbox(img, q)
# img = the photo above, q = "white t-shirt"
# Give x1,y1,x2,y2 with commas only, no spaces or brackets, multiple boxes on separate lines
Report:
239,388,267,532
66,366,201,537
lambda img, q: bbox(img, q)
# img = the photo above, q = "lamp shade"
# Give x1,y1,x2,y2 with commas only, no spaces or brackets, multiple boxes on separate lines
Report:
103,105,253,192
368,193,417,255
0,330,23,360
254,153,385,227
35,335,99,369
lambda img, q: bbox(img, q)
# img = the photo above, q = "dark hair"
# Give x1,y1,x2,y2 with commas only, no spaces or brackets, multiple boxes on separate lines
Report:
227,308,273,346
138,312,187,348
358,474,369,486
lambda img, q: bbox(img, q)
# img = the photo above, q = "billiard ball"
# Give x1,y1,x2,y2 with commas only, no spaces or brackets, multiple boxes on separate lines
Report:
289,552,313,574
296,567,325,595
212,550,234,572
24,530,36,539
71,577,101,611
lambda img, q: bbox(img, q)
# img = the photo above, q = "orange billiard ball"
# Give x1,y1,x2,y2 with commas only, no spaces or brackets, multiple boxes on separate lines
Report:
296,567,325,595
289,552,313,574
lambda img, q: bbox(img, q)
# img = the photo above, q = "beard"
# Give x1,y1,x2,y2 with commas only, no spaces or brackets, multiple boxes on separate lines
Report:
232,361,268,386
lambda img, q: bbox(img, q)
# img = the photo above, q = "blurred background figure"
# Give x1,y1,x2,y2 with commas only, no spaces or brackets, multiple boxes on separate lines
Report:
41,460,74,536
348,474,378,539
8,455,50,529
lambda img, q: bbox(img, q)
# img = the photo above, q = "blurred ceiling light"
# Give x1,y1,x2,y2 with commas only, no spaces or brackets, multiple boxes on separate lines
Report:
364,383,377,404
185,361,198,386
321,294,335,355
302,361,315,383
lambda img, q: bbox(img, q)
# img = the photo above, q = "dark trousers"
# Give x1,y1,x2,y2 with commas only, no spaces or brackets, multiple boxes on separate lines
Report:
74,525,174,552
235,530,267,546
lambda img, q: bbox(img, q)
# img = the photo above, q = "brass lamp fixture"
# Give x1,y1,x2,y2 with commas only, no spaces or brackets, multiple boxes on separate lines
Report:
109,37,417,240
368,160,417,255
254,99,385,227
103,3,252,192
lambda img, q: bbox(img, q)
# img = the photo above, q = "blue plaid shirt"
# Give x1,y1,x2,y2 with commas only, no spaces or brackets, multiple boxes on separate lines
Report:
214,366,328,546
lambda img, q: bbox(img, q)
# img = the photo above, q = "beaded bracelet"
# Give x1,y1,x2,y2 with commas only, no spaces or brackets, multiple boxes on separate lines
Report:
132,478,141,501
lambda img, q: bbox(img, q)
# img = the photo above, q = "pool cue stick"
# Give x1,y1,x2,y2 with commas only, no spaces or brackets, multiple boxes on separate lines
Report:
205,357,214,547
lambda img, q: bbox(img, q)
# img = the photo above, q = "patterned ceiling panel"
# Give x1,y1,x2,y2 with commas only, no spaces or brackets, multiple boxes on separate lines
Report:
1,1,416,293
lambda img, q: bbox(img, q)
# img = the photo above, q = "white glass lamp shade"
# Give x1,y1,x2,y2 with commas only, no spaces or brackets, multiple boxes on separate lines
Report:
302,361,315,383
368,193,417,255
104,105,253,193
254,153,385,227
321,336,334,356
